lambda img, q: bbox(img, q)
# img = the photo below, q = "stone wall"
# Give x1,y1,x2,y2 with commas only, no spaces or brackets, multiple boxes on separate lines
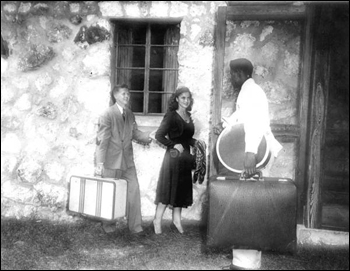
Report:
1,1,226,221
1,1,301,222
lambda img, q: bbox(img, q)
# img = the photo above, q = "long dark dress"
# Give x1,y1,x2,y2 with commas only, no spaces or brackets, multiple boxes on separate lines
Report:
155,111,195,208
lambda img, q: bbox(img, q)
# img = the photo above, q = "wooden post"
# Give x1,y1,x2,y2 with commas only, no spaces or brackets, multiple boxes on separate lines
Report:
209,6,227,177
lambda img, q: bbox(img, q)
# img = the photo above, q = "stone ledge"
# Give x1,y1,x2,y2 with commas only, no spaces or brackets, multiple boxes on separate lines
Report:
297,224,349,248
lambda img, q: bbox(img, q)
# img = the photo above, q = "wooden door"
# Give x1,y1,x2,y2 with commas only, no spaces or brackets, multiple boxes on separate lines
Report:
306,4,349,230
211,3,314,224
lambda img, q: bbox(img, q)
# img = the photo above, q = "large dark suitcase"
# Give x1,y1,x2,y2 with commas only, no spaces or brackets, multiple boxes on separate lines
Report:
207,174,297,253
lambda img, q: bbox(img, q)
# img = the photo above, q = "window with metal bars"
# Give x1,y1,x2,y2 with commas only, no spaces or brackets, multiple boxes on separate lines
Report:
112,20,180,115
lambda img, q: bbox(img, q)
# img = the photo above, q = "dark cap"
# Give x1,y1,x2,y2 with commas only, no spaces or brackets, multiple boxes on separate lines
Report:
229,58,254,76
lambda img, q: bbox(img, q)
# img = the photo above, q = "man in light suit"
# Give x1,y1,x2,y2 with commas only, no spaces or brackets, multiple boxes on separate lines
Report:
95,84,152,234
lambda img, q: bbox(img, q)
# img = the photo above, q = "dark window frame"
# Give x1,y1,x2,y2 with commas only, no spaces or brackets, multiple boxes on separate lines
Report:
110,19,181,115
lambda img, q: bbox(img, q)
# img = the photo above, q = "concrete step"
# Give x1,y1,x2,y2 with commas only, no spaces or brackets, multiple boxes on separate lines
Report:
297,224,349,248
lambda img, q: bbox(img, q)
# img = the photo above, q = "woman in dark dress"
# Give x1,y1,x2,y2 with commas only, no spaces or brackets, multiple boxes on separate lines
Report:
153,86,196,234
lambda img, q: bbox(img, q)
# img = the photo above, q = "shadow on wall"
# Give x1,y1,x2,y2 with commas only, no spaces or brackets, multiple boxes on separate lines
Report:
1,35,9,59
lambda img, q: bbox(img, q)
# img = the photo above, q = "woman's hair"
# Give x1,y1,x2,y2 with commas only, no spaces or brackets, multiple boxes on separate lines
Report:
167,86,193,112
109,84,129,106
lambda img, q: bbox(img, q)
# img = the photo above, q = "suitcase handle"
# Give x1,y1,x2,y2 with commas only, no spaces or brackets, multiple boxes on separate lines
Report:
240,170,264,181
215,171,264,181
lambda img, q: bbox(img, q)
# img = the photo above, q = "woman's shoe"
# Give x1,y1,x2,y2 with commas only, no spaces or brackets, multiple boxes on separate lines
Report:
171,222,184,234
153,220,162,234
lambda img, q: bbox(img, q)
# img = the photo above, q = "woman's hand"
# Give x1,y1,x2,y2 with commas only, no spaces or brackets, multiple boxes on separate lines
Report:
173,144,184,153
213,122,224,135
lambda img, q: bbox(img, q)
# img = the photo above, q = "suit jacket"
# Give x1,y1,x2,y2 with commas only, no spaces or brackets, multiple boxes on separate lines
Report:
155,111,196,149
95,104,150,170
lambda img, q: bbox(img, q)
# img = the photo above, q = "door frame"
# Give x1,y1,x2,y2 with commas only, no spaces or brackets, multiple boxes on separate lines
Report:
210,3,315,225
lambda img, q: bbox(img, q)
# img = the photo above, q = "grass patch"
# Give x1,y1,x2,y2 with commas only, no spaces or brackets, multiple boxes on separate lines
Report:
1,217,349,270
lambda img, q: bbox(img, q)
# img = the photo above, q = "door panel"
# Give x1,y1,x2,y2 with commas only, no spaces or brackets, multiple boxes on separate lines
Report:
211,4,313,224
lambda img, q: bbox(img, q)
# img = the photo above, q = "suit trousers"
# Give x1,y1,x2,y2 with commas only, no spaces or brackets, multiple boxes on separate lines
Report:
103,167,143,233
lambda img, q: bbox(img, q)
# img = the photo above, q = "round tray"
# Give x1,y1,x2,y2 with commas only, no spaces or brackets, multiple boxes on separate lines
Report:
216,123,271,173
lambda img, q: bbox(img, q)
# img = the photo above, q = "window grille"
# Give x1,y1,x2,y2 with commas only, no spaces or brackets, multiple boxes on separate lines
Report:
112,21,180,114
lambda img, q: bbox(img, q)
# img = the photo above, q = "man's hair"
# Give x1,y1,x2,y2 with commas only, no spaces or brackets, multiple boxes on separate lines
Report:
229,58,254,77
109,84,129,106
113,84,129,93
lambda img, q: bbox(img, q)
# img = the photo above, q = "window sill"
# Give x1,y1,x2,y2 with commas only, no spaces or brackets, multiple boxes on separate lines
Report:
135,115,163,133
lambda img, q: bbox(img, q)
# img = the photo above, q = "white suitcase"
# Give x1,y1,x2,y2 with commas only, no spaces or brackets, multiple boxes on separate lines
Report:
68,175,127,221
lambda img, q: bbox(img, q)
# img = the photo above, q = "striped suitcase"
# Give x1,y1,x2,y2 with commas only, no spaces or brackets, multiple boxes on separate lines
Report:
68,175,127,221
207,174,297,253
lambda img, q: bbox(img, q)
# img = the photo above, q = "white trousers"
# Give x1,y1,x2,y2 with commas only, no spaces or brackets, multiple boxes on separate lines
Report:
232,249,261,269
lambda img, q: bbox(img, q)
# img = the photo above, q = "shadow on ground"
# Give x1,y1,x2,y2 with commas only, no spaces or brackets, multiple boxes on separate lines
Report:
1,217,349,270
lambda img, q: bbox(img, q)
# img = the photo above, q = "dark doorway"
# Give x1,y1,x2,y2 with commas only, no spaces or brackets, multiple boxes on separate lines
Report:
321,5,349,231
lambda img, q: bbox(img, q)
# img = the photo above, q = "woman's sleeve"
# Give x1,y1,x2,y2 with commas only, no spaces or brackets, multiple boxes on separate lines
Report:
189,138,197,146
155,113,176,148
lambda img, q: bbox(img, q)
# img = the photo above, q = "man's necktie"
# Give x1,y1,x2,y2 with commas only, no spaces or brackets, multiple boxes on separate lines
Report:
122,109,125,122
